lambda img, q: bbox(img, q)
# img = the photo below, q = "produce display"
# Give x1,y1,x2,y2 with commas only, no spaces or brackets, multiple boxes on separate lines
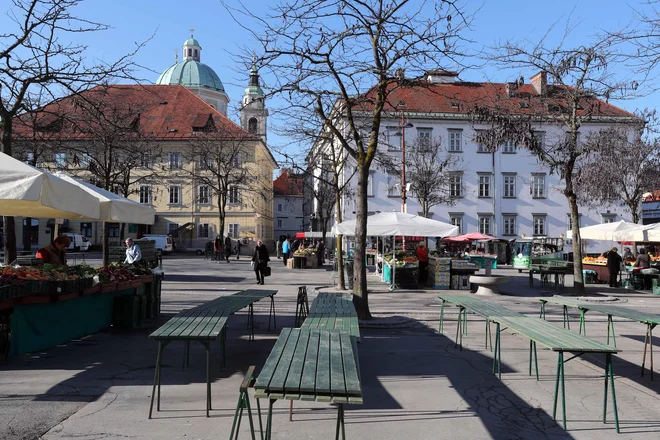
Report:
384,251,419,267
583,256,607,266
293,248,315,256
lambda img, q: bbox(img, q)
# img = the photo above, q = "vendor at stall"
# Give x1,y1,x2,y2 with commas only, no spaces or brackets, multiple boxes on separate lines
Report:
36,235,71,265
634,248,651,269
124,238,143,264
606,247,622,288
417,241,429,284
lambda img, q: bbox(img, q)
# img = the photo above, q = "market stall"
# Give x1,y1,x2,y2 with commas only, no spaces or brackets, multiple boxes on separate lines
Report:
333,212,459,290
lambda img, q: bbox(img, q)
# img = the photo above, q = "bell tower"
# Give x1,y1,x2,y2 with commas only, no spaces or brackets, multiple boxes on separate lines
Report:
240,64,268,143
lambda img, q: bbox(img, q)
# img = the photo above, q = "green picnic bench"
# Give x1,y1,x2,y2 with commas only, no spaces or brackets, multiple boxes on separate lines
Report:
148,289,277,419
539,296,660,379
438,294,621,432
301,292,360,341
252,328,362,439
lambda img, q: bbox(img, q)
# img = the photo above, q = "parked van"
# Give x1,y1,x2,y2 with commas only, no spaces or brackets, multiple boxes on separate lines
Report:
65,234,92,252
139,235,174,254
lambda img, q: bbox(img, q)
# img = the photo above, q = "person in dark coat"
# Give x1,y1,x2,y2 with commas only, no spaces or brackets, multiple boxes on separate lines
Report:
251,240,270,285
224,235,232,263
606,247,622,288
213,236,223,262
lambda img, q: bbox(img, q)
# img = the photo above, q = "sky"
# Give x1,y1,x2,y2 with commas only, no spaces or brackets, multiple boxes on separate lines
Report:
1,0,656,164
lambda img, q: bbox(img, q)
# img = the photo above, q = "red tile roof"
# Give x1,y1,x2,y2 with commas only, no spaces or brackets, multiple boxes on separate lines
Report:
353,81,636,118
274,169,303,196
13,84,255,141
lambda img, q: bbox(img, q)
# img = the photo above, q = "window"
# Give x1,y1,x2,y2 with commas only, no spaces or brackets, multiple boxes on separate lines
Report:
503,175,516,198
80,222,92,238
169,185,181,205
533,215,546,236
532,174,545,198
232,153,242,167
478,174,491,198
198,185,210,204
367,173,374,197
228,223,240,238
502,140,516,153
387,173,398,196
139,185,152,204
139,153,150,168
229,186,241,204
450,215,463,234
198,223,210,238
386,126,401,151
475,130,488,153
277,219,283,228
417,128,432,150
503,216,516,236
54,152,67,169
24,151,34,164
111,184,121,195
248,118,258,134
448,129,462,152
168,152,181,169
602,214,617,224
277,203,283,212
567,214,582,230
479,215,492,235
168,222,180,234
533,131,546,149
449,173,462,198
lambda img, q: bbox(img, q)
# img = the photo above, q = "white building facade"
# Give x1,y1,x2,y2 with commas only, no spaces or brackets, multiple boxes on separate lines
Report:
313,71,637,253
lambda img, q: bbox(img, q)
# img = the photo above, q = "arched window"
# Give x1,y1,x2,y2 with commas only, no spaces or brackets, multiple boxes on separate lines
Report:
194,49,198,58
188,49,192,57
248,118,258,134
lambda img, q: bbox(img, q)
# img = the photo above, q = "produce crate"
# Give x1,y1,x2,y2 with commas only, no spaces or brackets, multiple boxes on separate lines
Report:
0,285,13,301
112,295,140,329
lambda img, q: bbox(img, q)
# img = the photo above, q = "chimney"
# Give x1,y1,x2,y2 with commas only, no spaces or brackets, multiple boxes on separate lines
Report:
506,81,519,97
530,71,547,95
425,69,458,84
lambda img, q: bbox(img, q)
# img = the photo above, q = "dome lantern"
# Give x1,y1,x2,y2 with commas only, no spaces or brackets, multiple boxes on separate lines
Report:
183,28,201,62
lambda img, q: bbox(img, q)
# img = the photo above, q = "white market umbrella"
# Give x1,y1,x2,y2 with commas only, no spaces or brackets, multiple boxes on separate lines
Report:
611,222,660,242
0,152,100,219
566,220,650,241
55,172,155,225
333,211,459,237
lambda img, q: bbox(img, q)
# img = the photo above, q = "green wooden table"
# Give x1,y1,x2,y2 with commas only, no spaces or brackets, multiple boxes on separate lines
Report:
539,296,660,379
301,292,360,341
253,328,362,439
438,294,621,433
148,289,277,418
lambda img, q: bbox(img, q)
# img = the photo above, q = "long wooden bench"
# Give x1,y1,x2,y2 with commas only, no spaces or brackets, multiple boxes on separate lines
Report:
301,292,360,341
253,328,362,439
148,289,277,418
539,296,660,379
438,294,621,432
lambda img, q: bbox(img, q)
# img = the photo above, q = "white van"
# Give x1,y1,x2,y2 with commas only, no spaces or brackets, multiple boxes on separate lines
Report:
139,235,174,254
65,234,92,252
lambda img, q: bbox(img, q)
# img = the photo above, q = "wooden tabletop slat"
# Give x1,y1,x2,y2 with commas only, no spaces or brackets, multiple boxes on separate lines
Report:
340,331,362,396
285,328,311,391
300,329,320,393
329,331,346,395
315,330,331,394
268,329,302,392
254,328,292,390
539,297,660,325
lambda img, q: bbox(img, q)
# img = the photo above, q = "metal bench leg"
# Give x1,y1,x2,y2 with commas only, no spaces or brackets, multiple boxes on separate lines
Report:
256,398,264,440
563,306,570,330
247,304,255,342
578,310,586,336
265,399,275,440
335,403,345,440
463,308,468,335
539,301,546,320
527,341,539,380
492,323,501,378
642,324,650,377
606,315,617,348
602,353,620,433
148,340,165,419
552,352,567,430
438,300,445,335
230,392,246,440
205,341,212,416
268,295,276,331
455,307,462,350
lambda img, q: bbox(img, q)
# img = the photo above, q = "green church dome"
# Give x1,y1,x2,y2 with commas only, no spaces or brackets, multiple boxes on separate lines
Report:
184,38,201,47
156,60,225,93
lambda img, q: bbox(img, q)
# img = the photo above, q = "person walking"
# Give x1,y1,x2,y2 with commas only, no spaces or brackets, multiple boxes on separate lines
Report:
282,237,290,266
213,236,223,263
317,240,325,266
251,240,270,285
236,239,242,260
276,239,282,259
417,241,429,285
224,235,232,263
606,247,622,288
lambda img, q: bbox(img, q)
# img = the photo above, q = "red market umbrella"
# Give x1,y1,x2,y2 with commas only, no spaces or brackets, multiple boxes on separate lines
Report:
444,232,497,242
295,232,306,239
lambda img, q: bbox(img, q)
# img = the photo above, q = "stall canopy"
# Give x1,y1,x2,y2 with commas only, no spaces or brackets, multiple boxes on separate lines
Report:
566,220,652,241
0,152,100,219
444,232,497,242
55,172,155,225
333,212,459,237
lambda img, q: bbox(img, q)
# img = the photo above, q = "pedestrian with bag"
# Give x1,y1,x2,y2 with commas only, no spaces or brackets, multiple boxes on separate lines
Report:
606,247,622,288
282,237,290,266
224,235,232,263
252,240,270,285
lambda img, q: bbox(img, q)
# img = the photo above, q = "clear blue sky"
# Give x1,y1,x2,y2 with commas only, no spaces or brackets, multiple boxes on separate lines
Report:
1,0,655,163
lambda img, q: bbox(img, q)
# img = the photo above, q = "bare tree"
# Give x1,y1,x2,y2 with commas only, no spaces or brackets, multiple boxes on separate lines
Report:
1,0,147,263
223,0,472,318
470,31,637,294
186,129,267,240
577,109,660,224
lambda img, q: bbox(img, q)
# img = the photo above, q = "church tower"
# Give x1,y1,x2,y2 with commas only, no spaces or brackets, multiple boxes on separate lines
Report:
240,64,268,143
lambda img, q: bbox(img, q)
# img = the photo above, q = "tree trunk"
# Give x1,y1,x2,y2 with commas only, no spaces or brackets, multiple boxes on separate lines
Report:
568,192,585,295
102,222,110,266
1,118,18,264
335,190,345,290
352,163,371,319
217,195,226,238
120,222,126,240
630,202,640,224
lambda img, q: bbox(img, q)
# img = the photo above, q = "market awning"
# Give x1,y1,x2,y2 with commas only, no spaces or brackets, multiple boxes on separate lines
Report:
444,232,497,242
333,212,459,237
566,220,653,241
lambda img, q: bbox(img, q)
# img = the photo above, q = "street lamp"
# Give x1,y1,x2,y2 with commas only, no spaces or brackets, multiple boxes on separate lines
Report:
394,111,413,213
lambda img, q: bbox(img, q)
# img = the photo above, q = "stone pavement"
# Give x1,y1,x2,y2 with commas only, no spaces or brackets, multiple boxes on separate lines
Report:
1,255,660,439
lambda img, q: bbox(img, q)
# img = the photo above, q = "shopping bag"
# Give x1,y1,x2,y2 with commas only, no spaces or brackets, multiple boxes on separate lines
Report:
263,265,272,277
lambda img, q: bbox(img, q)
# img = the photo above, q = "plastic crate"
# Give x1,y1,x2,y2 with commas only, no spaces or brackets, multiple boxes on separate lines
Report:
112,295,140,329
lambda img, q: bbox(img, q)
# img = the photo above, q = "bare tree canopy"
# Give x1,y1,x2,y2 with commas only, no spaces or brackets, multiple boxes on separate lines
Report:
578,109,660,224
223,0,473,318
470,27,638,294
1,0,148,263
